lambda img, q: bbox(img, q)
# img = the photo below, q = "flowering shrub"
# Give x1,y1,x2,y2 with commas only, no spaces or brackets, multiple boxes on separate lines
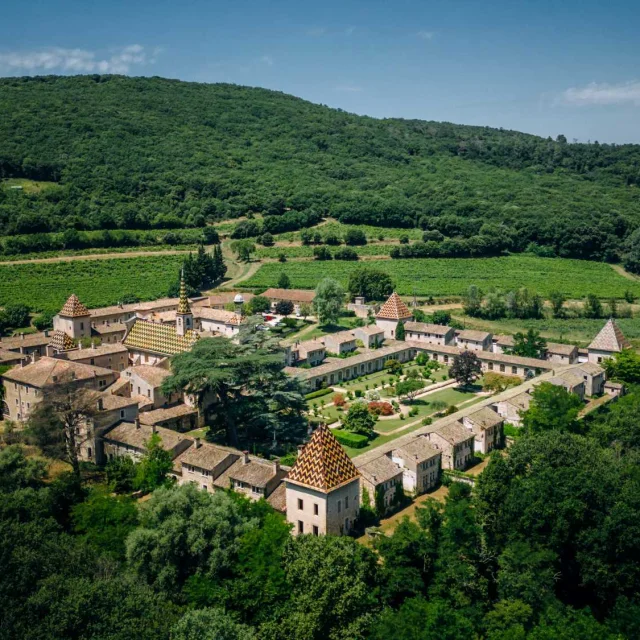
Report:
367,401,394,416
333,393,347,407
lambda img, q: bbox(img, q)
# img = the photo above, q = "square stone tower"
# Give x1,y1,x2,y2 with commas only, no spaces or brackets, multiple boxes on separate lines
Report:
53,294,91,339
285,425,360,536
375,292,413,340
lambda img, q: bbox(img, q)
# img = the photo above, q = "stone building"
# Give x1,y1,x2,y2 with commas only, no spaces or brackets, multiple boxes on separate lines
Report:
587,319,630,364
2,356,116,422
391,438,441,494
285,425,360,536
322,330,358,355
455,330,492,352
352,325,385,349
53,294,92,340
462,406,504,454
359,455,404,515
375,292,413,340
404,322,455,346
494,391,531,427
262,288,315,315
213,451,286,502
427,422,475,471
62,342,129,371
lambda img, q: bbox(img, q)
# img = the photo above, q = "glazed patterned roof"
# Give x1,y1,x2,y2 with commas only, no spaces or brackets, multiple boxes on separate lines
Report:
376,292,412,320
59,294,90,318
287,424,359,492
588,319,630,353
176,273,191,315
123,319,199,356
48,330,75,351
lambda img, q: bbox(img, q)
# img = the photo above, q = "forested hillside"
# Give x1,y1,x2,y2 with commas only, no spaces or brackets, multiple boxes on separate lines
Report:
1,74,640,261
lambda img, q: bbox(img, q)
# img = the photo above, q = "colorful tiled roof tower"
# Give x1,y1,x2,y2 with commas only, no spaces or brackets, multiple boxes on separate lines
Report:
287,424,359,492
176,271,191,315
376,292,412,321
588,319,631,353
59,294,90,318
123,319,199,356
48,330,75,352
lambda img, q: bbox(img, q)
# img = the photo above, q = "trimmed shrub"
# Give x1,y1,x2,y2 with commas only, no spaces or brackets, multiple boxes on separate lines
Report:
333,393,347,407
367,401,394,416
333,429,369,449
305,387,334,400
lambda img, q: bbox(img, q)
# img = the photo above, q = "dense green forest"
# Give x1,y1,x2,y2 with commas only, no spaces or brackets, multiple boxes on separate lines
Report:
1,75,640,263
4,380,640,639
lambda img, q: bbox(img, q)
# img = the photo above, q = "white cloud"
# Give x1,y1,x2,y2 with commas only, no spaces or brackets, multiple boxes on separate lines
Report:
417,30,435,40
259,55,274,66
0,44,159,74
559,81,640,106
334,84,362,93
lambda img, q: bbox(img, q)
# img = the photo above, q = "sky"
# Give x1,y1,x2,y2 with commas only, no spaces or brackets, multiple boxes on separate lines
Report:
1,0,639,143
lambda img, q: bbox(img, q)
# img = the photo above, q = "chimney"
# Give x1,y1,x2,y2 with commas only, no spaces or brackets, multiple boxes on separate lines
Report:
273,459,280,473
152,425,157,434
135,417,141,429
297,444,306,455
372,475,377,482
20,333,25,341
194,437,202,449
78,342,83,350
91,340,96,350
44,330,49,337
97,398,104,411
243,450,249,464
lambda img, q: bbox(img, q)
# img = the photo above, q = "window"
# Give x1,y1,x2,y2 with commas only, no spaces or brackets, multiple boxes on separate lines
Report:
345,496,349,509
488,362,494,370
202,484,207,491
337,500,342,513
312,525,319,536
313,503,319,515
90,358,95,365
499,364,505,372
344,518,350,532
298,498,304,510
80,322,84,330
512,366,517,374
147,389,151,398
298,520,304,534
87,447,92,459
120,410,125,418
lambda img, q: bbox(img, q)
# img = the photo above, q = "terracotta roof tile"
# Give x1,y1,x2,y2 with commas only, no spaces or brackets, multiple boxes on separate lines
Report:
376,292,412,321
287,425,359,492
59,294,90,318
588,319,630,353
262,288,315,303
123,319,199,356
48,330,75,351
2,356,114,388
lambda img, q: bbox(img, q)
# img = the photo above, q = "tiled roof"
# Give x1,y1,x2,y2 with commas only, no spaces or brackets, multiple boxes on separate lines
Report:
92,322,128,335
176,442,239,471
588,319,630,353
123,319,199,356
195,307,242,325
0,332,51,349
214,455,282,489
262,288,315,303
138,403,197,425
266,482,287,512
503,392,532,412
48,330,75,352
0,348,27,364
59,294,90,318
376,292,412,320
65,343,128,360
322,330,357,344
405,322,453,336
457,329,491,342
104,421,192,454
558,371,585,388
287,424,359,492
465,406,503,430
393,438,440,463
576,362,605,376
430,422,474,446
2,356,114,388
177,273,191,315
359,455,403,485
126,365,171,387
353,325,385,335
494,334,515,347
546,342,578,356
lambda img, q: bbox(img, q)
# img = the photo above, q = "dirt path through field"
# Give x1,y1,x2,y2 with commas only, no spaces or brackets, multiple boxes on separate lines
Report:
610,264,640,282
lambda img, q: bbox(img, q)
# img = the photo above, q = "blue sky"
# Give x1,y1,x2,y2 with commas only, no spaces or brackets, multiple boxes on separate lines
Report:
1,0,639,142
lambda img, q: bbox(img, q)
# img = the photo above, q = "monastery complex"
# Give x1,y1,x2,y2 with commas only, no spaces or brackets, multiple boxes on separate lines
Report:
0,283,630,536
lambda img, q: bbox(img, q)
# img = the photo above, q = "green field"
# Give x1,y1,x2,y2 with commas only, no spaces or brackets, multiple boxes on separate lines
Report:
243,255,640,299
274,221,424,243
254,244,395,259
0,255,184,311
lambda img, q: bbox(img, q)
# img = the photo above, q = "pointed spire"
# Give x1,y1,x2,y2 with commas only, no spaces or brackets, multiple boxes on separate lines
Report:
376,292,412,320
59,294,90,318
176,269,191,315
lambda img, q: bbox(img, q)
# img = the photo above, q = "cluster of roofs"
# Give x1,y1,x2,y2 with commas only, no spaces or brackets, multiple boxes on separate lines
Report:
0,284,631,537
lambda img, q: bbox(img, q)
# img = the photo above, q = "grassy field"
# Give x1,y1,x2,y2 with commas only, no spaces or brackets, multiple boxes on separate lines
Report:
0,254,184,311
243,255,640,299
1,177,59,193
274,221,424,243
254,244,395,259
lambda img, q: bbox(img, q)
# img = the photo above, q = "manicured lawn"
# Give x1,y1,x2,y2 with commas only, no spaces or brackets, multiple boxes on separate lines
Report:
302,319,362,341
243,255,640,299
341,422,427,458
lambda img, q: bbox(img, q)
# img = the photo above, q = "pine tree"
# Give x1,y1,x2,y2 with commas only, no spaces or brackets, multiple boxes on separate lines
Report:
212,244,227,282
